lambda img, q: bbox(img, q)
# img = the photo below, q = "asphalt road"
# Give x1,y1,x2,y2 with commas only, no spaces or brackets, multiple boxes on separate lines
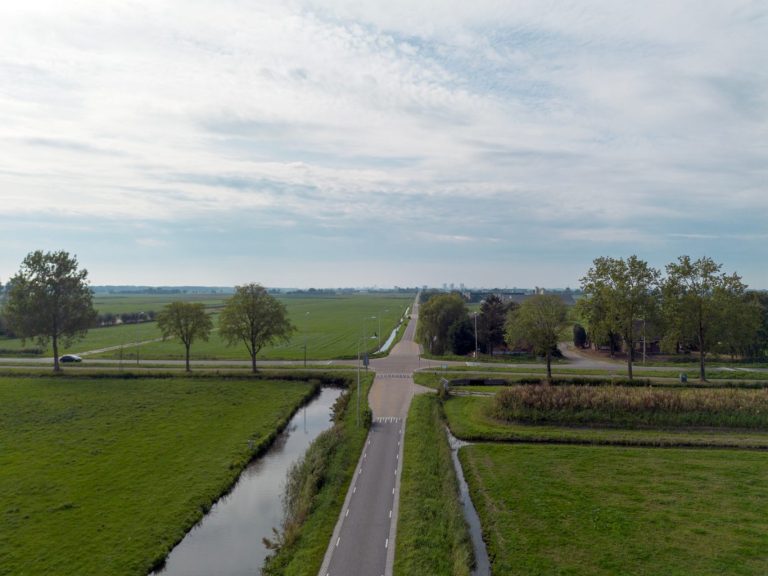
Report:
322,418,403,576
318,298,431,576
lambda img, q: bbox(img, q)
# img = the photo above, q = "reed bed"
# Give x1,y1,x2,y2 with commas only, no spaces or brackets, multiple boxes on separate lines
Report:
491,384,768,428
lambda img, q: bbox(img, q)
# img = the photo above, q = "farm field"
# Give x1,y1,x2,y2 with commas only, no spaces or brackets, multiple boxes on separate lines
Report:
460,444,768,576
92,293,229,314
0,293,414,361
97,293,413,361
0,374,320,576
0,321,163,357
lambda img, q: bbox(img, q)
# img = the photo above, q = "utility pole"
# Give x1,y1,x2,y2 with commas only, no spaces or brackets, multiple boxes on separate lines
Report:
136,312,141,366
473,312,479,358
356,340,361,427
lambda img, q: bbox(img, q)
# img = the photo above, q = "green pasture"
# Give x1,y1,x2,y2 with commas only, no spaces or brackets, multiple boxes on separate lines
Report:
0,321,162,357
100,294,412,361
92,293,228,314
0,293,414,361
461,444,768,575
0,374,319,576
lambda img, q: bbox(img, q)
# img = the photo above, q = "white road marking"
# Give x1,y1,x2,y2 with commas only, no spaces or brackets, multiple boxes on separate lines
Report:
336,537,341,547
385,538,389,549
345,508,349,517
389,509,392,519
353,486,357,494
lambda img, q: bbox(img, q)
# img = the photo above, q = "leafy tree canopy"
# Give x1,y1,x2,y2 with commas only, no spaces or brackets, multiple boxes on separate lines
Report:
3,250,97,371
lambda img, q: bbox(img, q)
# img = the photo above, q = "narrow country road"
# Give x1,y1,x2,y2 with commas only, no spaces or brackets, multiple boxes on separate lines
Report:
318,298,432,576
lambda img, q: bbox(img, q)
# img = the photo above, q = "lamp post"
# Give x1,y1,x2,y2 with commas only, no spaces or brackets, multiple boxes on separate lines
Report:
304,311,310,368
136,312,142,366
356,339,361,427
363,315,375,370
473,312,479,359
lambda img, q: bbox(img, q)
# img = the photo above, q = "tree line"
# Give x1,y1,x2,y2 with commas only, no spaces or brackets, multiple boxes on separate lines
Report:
0,250,293,372
417,254,767,382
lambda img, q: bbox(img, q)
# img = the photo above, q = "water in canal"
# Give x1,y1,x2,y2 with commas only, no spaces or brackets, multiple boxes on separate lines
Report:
151,386,344,576
446,428,491,576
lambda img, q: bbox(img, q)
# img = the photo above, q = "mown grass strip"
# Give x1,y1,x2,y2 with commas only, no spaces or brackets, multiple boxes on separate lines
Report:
261,373,375,575
0,374,322,576
460,443,768,576
444,396,768,449
394,395,473,576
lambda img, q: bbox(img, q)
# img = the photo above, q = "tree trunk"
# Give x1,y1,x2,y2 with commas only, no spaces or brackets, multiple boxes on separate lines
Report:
185,343,191,372
546,350,552,382
251,352,257,374
52,334,60,372
698,321,706,382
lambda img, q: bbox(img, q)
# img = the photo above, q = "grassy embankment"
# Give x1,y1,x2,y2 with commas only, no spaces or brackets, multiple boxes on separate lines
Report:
0,372,341,576
394,395,472,576
261,371,375,575
460,444,768,575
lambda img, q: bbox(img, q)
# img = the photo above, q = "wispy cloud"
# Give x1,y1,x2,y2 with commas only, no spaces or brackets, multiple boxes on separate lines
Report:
0,0,765,286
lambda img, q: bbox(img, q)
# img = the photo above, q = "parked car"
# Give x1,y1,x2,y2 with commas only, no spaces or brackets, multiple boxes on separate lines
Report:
59,354,82,363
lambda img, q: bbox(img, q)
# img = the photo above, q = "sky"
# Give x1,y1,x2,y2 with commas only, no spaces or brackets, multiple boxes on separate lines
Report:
0,0,766,289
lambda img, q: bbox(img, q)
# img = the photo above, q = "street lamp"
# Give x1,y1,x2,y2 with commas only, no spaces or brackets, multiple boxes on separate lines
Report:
136,311,142,366
473,312,479,359
304,311,310,368
356,338,361,427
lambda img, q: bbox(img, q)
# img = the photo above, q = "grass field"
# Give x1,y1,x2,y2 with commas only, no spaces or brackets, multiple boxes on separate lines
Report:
394,395,472,576
0,293,414,361
461,444,768,575
0,374,324,576
92,293,228,314
443,396,768,448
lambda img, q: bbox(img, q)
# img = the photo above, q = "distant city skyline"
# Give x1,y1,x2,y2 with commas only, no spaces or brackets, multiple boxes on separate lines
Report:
1,1,766,289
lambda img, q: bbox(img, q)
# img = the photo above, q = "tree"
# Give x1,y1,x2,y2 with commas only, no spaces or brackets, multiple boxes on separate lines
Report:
477,294,508,355
663,256,747,381
3,250,97,372
157,302,213,372
580,256,660,380
219,283,295,373
448,318,475,356
416,293,468,355
505,294,567,381
573,323,588,348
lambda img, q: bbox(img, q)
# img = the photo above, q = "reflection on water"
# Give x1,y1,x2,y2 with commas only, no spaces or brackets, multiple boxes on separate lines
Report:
152,387,344,576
